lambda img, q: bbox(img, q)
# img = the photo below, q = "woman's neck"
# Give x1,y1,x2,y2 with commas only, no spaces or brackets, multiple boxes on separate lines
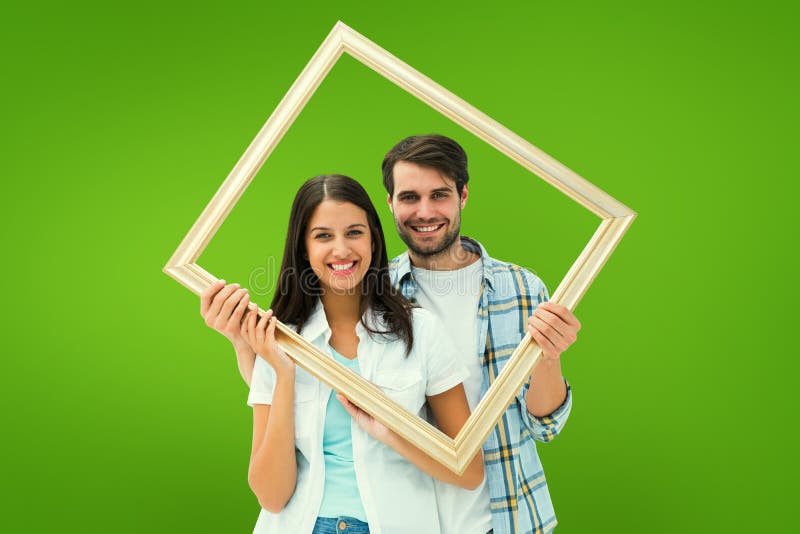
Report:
320,289,362,327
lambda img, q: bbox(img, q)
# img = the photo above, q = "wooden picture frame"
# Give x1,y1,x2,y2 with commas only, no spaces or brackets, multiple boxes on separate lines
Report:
163,21,636,474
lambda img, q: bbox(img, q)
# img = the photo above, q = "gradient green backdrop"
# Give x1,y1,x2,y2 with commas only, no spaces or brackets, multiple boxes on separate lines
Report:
2,1,796,532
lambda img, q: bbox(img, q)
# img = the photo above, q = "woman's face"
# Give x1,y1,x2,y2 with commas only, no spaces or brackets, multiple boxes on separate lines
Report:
304,199,373,295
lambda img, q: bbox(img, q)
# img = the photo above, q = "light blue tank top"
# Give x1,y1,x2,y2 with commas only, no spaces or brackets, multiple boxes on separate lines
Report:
317,346,367,521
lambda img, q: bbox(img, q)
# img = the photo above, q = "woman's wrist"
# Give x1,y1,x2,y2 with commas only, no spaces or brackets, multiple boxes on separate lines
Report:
274,362,296,382
232,337,254,354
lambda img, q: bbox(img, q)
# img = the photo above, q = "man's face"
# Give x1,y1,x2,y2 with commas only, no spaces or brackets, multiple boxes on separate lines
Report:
388,161,468,261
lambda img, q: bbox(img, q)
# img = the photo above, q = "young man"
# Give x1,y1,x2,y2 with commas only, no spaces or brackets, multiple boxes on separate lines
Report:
381,135,580,534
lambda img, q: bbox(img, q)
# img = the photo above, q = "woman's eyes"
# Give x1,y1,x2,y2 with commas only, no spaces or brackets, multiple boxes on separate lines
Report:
313,229,363,239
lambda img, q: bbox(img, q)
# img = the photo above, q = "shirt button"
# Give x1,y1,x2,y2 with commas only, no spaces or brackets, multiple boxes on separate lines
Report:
338,521,346,531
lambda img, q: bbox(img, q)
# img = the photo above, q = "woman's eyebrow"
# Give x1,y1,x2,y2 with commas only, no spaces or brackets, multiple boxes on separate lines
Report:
310,223,367,232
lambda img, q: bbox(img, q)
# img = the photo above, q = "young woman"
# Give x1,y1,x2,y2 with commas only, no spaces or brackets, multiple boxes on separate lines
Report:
204,175,482,534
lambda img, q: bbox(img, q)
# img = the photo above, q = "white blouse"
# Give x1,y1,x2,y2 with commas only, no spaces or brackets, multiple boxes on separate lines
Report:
247,301,469,534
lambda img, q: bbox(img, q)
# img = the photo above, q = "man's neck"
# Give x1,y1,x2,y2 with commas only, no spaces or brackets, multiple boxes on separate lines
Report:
408,236,480,271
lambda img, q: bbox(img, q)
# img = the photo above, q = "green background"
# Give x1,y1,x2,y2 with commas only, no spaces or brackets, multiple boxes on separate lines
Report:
2,1,796,531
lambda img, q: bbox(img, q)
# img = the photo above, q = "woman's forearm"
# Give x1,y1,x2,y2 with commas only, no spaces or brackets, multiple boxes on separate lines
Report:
383,431,484,489
248,375,298,512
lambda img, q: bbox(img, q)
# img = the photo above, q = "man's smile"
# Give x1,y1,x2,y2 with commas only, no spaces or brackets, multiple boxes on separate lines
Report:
409,223,445,235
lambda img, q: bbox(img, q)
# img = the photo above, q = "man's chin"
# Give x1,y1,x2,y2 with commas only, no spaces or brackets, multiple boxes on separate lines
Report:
397,225,461,260
406,240,450,259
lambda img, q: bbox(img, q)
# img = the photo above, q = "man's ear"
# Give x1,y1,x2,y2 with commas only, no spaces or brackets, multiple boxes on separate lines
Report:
460,184,469,209
387,193,393,213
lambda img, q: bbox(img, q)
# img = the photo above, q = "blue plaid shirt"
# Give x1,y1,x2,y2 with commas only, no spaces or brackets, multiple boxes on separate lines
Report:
389,237,572,534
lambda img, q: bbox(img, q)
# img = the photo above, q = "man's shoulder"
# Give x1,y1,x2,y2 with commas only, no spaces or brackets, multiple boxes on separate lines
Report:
484,254,548,300
388,251,406,271
388,254,403,271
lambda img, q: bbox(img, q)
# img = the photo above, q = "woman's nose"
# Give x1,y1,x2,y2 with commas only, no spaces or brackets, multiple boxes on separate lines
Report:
331,237,351,257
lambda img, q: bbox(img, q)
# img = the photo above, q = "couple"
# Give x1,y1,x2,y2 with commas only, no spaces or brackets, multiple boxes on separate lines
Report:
200,135,581,534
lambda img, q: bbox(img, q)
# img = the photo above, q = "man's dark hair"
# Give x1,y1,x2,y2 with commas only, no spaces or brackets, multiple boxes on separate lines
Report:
381,134,469,197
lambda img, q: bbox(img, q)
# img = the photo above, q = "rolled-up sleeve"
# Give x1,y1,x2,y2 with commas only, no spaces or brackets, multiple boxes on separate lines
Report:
518,379,572,442
415,309,471,396
247,355,276,407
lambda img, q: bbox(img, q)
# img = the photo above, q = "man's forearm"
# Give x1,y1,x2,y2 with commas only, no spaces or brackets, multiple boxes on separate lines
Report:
526,358,567,417
234,341,256,386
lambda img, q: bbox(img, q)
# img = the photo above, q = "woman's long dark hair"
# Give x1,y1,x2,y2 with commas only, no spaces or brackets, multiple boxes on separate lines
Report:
270,174,414,354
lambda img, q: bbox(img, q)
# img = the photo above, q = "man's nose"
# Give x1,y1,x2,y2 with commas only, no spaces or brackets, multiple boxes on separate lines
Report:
416,198,436,220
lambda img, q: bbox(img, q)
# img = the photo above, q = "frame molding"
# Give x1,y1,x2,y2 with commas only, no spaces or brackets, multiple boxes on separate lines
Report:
164,21,636,474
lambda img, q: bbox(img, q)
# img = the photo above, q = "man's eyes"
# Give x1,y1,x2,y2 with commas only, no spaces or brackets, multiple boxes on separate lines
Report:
399,193,448,201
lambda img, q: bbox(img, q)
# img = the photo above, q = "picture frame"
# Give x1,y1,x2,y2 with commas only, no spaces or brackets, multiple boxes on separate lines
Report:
163,21,636,474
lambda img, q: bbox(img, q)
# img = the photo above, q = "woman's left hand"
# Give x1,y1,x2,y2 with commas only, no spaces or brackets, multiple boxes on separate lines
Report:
241,308,296,377
337,394,393,444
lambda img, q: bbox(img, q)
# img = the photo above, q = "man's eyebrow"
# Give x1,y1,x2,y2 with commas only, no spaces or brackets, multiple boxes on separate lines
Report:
396,187,453,196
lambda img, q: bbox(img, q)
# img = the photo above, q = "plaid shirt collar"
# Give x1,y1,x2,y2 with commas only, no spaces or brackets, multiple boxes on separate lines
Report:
391,235,496,295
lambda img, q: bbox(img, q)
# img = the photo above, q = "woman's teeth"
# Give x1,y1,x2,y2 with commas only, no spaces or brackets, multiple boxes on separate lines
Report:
330,262,355,271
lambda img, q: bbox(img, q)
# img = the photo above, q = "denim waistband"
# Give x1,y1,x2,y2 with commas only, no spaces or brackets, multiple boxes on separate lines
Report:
313,516,370,534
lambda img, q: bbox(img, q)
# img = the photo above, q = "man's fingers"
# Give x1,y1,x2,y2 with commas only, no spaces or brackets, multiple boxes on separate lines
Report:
229,292,250,327
207,283,240,320
530,315,561,346
244,310,258,347
541,302,581,329
532,307,568,338
222,289,250,328
530,316,571,354
529,324,558,356
217,287,246,324
241,311,250,343
241,309,253,337
200,280,226,315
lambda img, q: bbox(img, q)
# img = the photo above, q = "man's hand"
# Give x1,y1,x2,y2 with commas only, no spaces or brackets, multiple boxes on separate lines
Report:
527,301,581,360
200,280,252,348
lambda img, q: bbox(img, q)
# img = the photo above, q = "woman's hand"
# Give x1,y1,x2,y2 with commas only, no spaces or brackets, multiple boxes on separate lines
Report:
340,387,484,489
337,395,393,444
241,308,296,377
200,280,252,348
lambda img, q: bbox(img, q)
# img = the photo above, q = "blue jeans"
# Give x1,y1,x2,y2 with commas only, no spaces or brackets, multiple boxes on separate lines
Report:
312,516,370,534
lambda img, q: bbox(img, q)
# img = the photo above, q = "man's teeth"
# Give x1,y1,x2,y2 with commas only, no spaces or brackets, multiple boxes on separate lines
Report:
331,262,355,271
414,225,440,232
